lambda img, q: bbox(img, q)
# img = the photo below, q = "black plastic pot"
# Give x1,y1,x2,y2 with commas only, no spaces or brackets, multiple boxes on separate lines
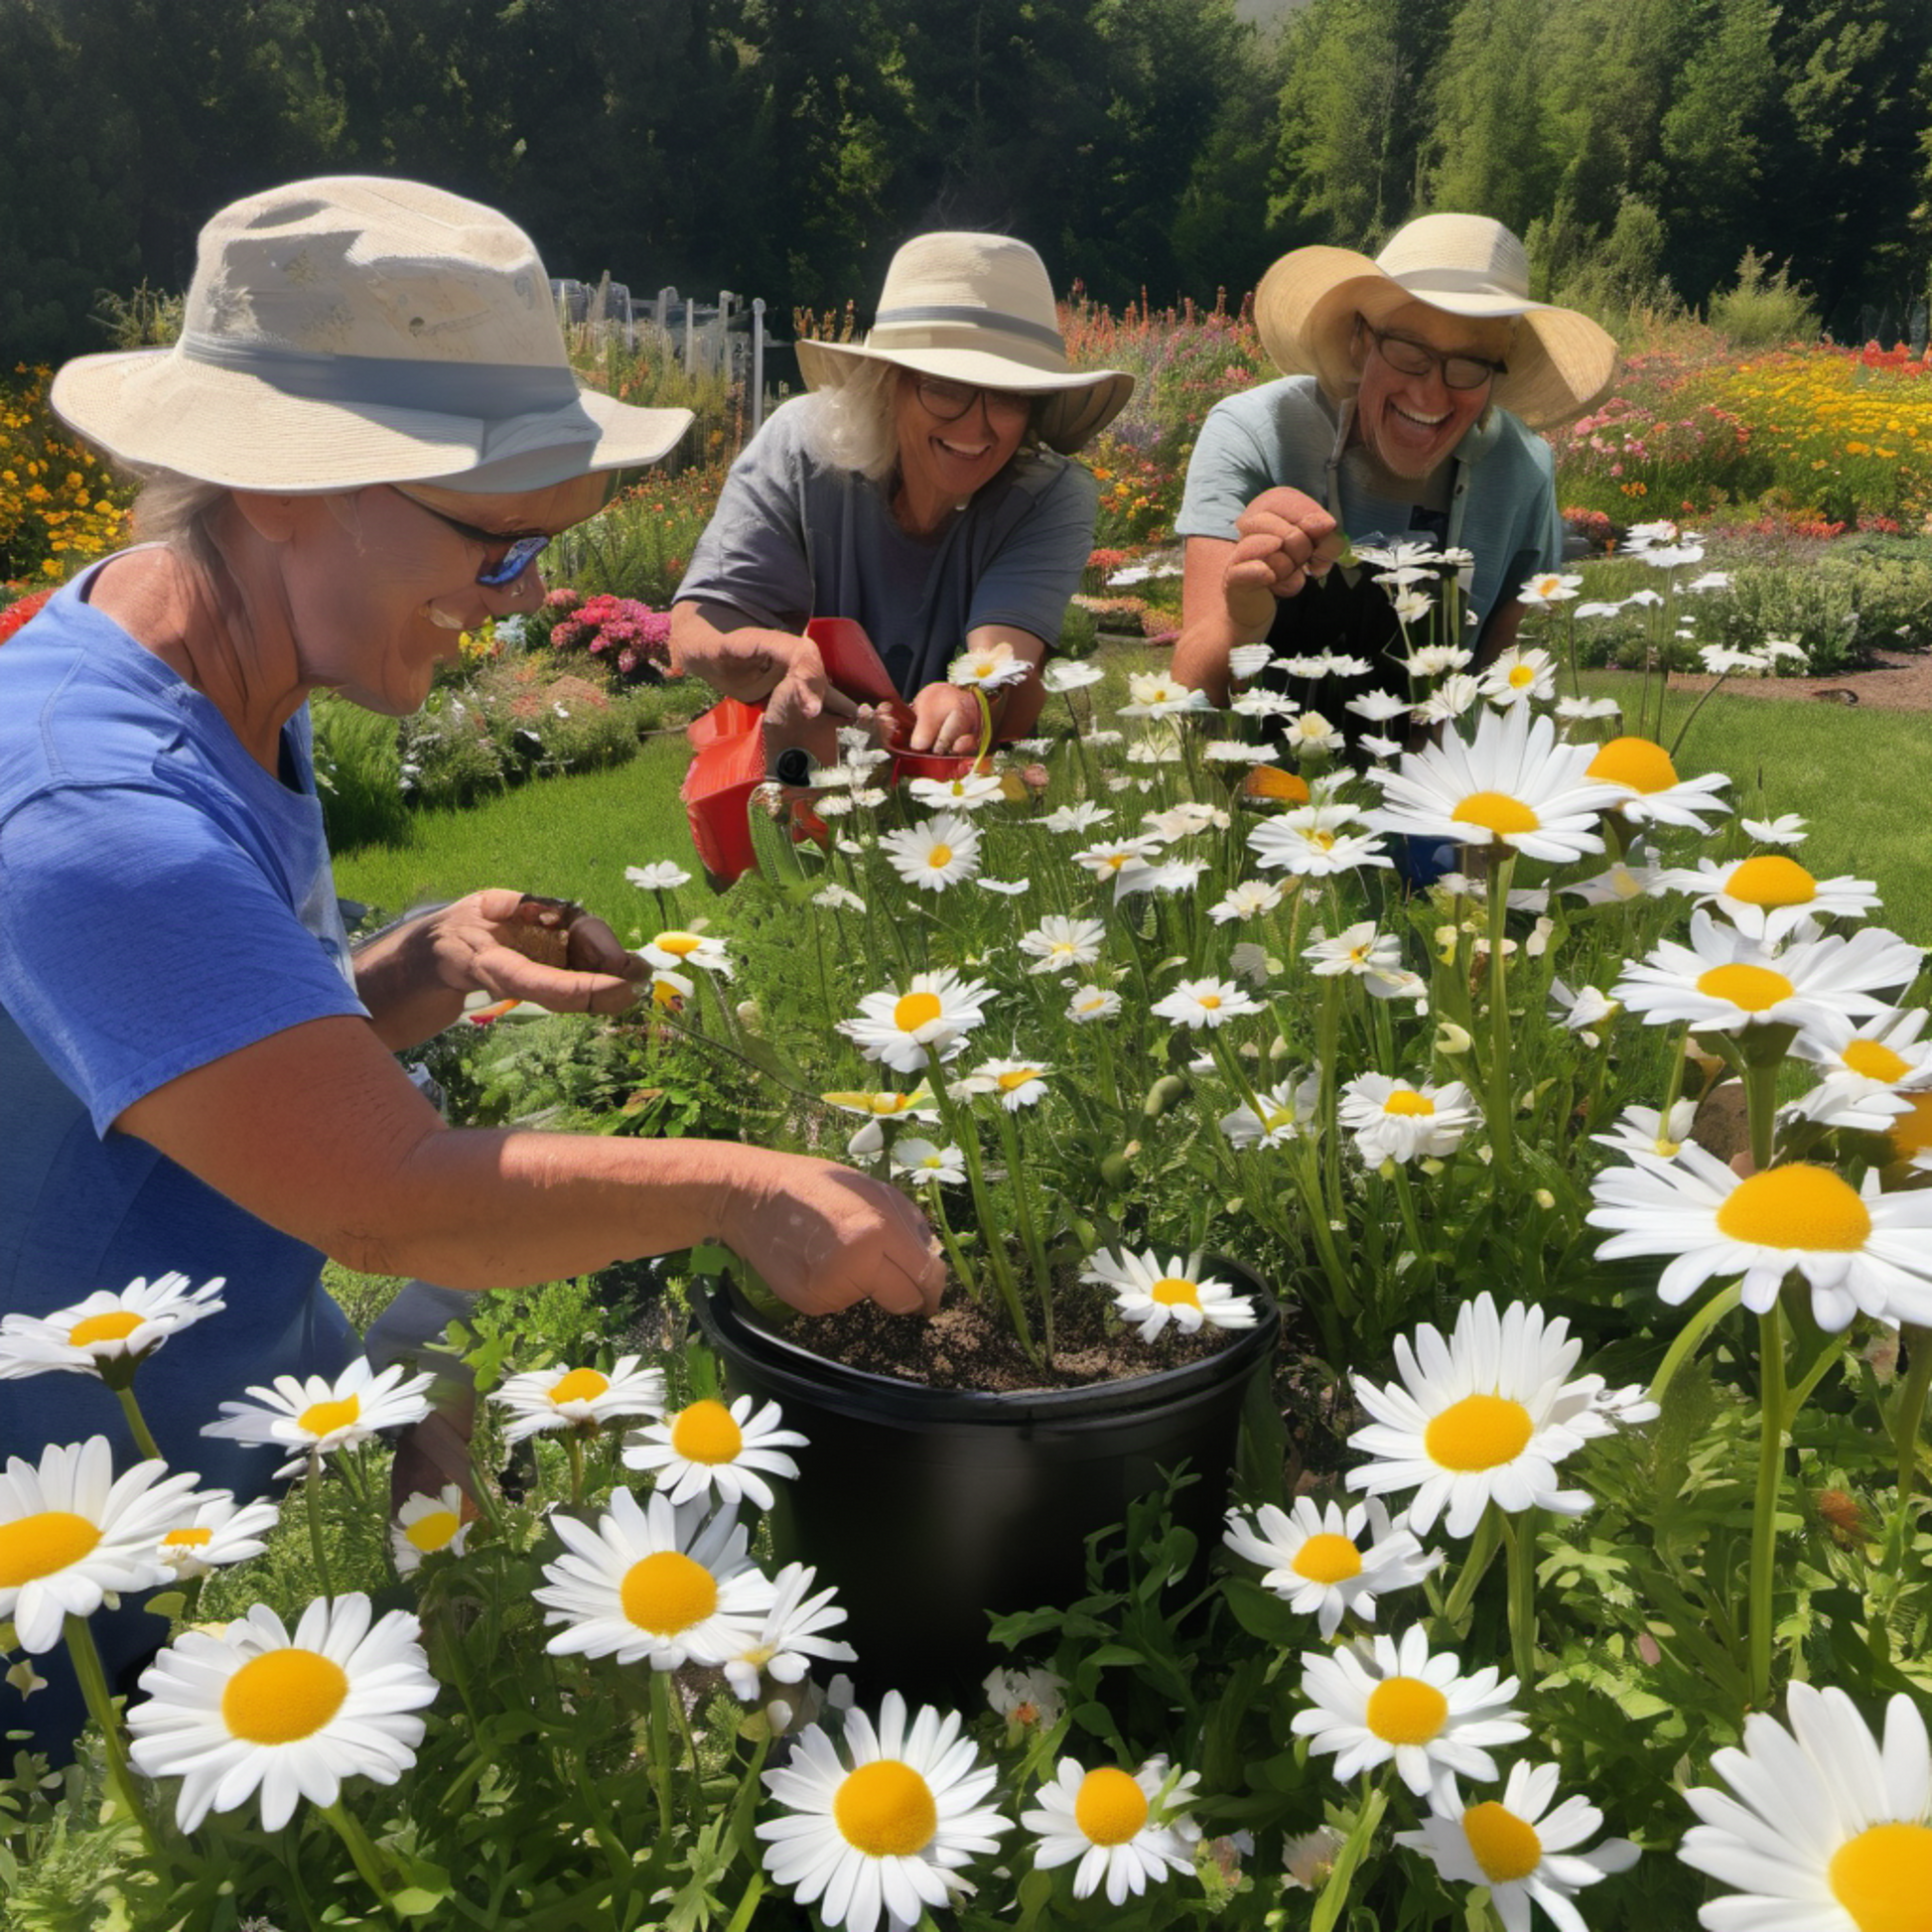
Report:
692,1266,1280,1705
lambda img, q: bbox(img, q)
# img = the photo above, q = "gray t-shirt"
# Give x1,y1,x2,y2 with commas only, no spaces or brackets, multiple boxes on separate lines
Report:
675,395,1099,695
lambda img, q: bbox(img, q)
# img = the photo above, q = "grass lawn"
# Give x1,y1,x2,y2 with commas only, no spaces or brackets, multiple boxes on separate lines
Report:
332,647,1932,944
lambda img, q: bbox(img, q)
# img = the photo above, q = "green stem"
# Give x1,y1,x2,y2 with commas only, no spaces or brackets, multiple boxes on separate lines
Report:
566,1432,587,1510
1390,1164,1431,1282
993,1105,1055,1361
647,1670,676,1842
1444,1502,1505,1625
304,1453,334,1596
1503,1510,1539,1689
1741,1055,1781,1173
1310,1776,1388,1932
726,1873,768,1932
113,1383,164,1463
1483,851,1517,1176
930,1067,1037,1360
322,1800,401,1926
63,1614,159,1856
923,1183,977,1301
1648,1281,1743,1410
1895,1323,1932,1507
1747,1304,1787,1708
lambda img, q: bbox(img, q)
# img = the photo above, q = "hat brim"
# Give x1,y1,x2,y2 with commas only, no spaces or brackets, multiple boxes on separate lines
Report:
50,346,692,494
1256,246,1618,431
795,338,1135,455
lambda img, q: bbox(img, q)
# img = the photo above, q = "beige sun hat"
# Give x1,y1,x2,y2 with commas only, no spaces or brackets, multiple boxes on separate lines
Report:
1254,213,1618,430
51,176,692,495
794,231,1134,455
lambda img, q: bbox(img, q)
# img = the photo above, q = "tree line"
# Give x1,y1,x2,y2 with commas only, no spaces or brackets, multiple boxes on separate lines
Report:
3,0,1927,367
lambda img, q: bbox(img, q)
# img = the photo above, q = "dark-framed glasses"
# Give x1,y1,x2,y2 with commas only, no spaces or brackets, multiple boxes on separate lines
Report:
1360,321,1505,392
391,486,552,588
910,374,1035,425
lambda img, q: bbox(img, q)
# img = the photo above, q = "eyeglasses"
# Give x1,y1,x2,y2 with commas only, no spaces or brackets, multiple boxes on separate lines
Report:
910,374,1035,426
390,486,552,588
1359,321,1505,393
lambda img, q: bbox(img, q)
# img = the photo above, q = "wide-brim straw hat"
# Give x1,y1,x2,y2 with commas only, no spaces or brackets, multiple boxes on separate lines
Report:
794,231,1134,456
1254,213,1618,430
51,176,692,495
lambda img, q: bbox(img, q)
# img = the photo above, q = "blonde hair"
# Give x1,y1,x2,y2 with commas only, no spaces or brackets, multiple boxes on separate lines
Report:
797,361,1049,485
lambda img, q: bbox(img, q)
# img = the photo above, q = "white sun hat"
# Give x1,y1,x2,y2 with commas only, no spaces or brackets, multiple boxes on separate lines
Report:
1254,213,1618,430
50,176,692,494
794,231,1135,455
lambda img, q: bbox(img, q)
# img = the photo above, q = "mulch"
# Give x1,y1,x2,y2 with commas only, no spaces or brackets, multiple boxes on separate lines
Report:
1666,646,1932,713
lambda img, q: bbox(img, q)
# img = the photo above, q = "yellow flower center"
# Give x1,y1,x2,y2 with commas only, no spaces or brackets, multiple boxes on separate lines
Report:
297,1394,361,1438
833,1759,937,1857
404,1509,461,1554
1508,664,1536,688
654,931,703,957
1829,1821,1932,1932
0,1510,101,1587
1450,791,1540,838
1151,1278,1201,1308
1364,1675,1449,1745
996,1068,1041,1093
1694,962,1795,1013
548,1368,610,1407
1073,1766,1150,1846
620,1550,719,1635
1461,1802,1544,1884
1311,829,1337,850
1049,941,1077,957
1726,855,1817,907
1384,1090,1436,1117
1291,1533,1363,1585
221,1648,349,1744
1198,994,1223,1011
1587,736,1678,792
894,991,943,1032
652,979,682,1009
1889,1094,1932,1160
1715,1164,1873,1251
162,1526,213,1550
669,1400,746,1464
1425,1393,1535,1471
1844,1039,1912,1083
926,844,954,869
68,1310,144,1347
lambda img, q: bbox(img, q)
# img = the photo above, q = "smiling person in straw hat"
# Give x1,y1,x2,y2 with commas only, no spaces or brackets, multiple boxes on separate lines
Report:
0,177,944,1760
1172,214,1615,730
672,230,1132,756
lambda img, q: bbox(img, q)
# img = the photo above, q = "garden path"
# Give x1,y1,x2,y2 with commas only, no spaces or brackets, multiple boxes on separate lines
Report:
1670,645,1932,711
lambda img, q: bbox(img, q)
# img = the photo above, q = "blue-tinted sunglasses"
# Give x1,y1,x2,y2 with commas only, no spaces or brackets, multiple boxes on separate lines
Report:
391,487,551,588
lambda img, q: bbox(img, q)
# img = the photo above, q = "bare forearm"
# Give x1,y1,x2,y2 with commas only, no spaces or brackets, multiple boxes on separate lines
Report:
352,915,466,1050
670,600,805,701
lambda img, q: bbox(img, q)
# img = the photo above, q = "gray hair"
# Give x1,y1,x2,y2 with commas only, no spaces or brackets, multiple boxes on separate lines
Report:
796,360,1048,484
130,468,230,574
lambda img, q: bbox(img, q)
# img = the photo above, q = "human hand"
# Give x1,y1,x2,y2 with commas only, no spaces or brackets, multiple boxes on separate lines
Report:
729,1151,947,1316
904,680,983,756
763,634,862,738
427,890,647,1015
1225,486,1344,621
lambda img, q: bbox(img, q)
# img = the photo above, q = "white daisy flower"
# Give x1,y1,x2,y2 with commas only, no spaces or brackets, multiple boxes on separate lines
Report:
536,1489,777,1670
1143,800,1228,839
758,1689,1012,1932
1227,641,1276,680
1220,1071,1320,1149
1580,736,1731,831
1224,1496,1439,1636
879,812,983,894
1068,834,1164,882
622,1395,807,1511
1339,1074,1477,1166
0,1272,227,1381
1412,672,1482,725
1345,1294,1612,1537
1022,1755,1200,1905
1789,1008,1932,1129
1293,1625,1527,1797
891,1139,966,1185
1305,921,1404,982
1392,587,1435,624
1479,646,1558,709
1740,811,1808,846
820,1088,938,1125
838,970,993,1074
1554,694,1622,721
1397,1760,1640,1931
1040,800,1112,834
1662,854,1880,943
986,1665,1066,1730
390,1486,470,1574
1562,854,1670,904
1118,858,1208,900
1204,738,1272,764
1612,913,1922,1036
948,641,1031,691
126,1593,436,1832
1369,703,1623,863
1230,938,1274,986
1405,644,1473,677
1591,1100,1699,1162
957,1058,1051,1110
1549,979,1620,1032
0,1438,200,1651
813,883,868,912
1363,735,1408,762
1080,1248,1258,1341
1587,1148,1932,1330
1018,915,1107,975
641,929,734,983
1680,1682,1932,1932
719,1560,855,1701
905,771,1005,813
1230,689,1301,720
1151,977,1263,1030
203,1358,436,1477
1517,571,1583,605
625,861,691,891
1248,805,1391,877
1346,690,1414,724
1210,879,1287,924
1040,660,1104,694
1066,986,1123,1025
1284,711,1344,756
1084,729,1124,747
1118,672,1209,719
486,1355,667,1445
155,1488,281,1579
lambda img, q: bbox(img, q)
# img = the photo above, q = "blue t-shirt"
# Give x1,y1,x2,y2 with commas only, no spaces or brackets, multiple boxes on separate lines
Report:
674,395,1099,695
0,560,366,1486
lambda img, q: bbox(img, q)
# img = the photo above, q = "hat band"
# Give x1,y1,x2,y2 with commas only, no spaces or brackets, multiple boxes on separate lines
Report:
873,304,1065,353
1387,266,1530,301
178,332,583,418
